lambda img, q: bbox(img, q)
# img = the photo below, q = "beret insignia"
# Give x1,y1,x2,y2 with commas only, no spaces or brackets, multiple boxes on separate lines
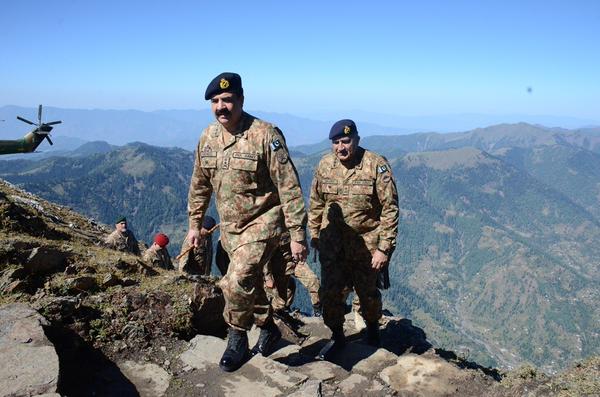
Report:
219,78,230,89
377,165,389,174
270,139,282,151
344,125,351,135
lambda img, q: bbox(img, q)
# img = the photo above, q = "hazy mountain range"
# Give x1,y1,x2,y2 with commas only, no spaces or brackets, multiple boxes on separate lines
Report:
2,105,598,153
1,122,599,373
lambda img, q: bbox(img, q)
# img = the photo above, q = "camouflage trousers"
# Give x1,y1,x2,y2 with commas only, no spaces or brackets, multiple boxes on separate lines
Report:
268,262,321,311
320,246,381,330
178,237,211,276
266,245,321,311
219,237,279,330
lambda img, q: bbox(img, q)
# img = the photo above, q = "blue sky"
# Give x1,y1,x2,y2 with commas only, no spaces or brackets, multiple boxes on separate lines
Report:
1,0,599,122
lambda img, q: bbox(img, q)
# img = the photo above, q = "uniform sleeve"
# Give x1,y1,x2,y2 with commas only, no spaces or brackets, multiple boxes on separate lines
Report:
375,160,399,253
266,127,307,242
307,165,325,239
187,131,214,230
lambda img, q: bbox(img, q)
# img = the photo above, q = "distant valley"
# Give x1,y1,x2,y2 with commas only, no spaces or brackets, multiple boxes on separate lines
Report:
1,122,599,373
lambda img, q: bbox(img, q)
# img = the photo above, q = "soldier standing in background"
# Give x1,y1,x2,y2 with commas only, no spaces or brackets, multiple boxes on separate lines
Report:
186,73,307,372
265,231,322,316
178,215,218,276
308,119,399,360
104,216,141,255
143,233,173,270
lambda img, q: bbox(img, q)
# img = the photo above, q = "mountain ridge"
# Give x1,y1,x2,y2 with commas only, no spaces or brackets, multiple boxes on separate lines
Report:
1,178,598,396
1,123,600,373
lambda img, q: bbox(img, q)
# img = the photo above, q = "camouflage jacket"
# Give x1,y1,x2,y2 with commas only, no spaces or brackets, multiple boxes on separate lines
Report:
142,245,173,270
104,230,141,255
188,112,307,252
308,147,399,253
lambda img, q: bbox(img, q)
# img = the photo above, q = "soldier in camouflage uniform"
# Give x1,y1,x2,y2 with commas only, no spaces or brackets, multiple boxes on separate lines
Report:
186,73,307,372
143,233,173,270
308,119,399,360
104,216,141,255
178,216,217,276
265,231,321,316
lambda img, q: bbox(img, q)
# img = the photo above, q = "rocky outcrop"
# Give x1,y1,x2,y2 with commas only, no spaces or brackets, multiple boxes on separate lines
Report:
1,179,599,396
0,303,59,397
171,315,498,396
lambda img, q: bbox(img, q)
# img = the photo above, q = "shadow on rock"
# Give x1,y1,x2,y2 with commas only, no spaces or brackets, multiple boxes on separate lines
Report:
44,325,139,396
435,348,503,381
380,318,432,355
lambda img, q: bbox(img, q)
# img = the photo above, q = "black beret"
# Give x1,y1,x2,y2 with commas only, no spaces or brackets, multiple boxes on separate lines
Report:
115,216,127,224
204,72,243,100
329,119,358,140
202,215,217,229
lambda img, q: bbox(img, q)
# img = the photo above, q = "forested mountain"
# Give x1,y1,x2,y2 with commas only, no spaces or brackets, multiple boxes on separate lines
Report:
293,122,600,157
1,122,599,373
0,143,211,250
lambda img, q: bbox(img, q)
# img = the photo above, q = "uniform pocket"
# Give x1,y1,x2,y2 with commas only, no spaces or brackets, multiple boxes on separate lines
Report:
350,181,373,195
229,152,258,192
350,180,373,208
231,152,258,171
322,180,339,194
200,150,217,169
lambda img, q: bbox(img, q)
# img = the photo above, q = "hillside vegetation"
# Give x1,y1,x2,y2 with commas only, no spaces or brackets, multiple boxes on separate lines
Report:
1,122,600,373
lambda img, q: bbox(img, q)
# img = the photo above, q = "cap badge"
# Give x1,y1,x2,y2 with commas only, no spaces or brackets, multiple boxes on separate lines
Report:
343,125,351,135
219,78,230,89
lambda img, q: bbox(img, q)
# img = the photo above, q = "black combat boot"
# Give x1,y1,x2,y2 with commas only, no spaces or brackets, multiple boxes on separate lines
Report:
365,321,380,347
312,303,322,317
317,326,345,361
219,328,249,372
251,320,282,357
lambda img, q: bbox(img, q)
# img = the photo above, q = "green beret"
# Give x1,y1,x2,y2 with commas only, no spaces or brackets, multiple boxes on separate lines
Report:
115,216,127,224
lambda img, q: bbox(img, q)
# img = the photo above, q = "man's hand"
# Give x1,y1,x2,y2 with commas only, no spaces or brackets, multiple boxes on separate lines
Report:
290,240,308,263
186,229,201,248
371,249,388,270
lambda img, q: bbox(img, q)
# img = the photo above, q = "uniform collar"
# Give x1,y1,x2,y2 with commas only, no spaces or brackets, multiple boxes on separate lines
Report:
332,146,365,170
213,112,251,140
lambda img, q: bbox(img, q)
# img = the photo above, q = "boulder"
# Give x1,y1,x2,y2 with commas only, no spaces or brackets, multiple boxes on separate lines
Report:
24,247,67,275
3,279,28,294
65,276,98,292
102,273,122,288
190,282,226,335
0,303,59,396
117,360,171,397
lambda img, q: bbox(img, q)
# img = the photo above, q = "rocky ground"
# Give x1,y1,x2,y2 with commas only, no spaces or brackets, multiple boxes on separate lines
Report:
1,178,599,397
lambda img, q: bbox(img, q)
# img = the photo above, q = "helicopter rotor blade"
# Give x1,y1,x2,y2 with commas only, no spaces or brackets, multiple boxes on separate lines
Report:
45,135,54,146
17,116,35,125
38,105,42,125
45,120,62,126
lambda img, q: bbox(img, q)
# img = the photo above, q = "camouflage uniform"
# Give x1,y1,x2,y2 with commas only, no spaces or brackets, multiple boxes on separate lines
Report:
308,147,398,331
188,112,306,331
142,245,173,270
178,234,213,276
266,233,321,311
104,230,141,255
294,261,321,308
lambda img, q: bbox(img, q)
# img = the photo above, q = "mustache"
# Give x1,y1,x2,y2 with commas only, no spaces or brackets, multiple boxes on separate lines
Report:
216,109,231,117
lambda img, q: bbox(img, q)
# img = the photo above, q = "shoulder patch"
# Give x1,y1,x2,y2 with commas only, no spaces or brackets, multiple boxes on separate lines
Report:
377,165,389,174
277,150,288,164
270,139,282,151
